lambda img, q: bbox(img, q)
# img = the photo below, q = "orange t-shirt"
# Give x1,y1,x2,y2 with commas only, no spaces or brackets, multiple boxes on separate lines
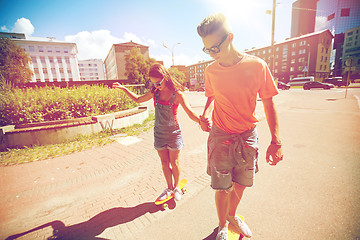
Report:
205,54,279,134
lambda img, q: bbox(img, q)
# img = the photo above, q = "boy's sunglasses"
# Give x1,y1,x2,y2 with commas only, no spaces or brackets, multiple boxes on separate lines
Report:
203,34,229,54
152,77,165,87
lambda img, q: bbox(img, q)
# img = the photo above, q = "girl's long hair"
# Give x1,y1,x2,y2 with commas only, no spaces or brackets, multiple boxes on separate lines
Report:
148,63,184,93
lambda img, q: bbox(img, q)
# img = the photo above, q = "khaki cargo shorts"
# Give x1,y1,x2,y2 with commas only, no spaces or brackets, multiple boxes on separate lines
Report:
207,125,259,189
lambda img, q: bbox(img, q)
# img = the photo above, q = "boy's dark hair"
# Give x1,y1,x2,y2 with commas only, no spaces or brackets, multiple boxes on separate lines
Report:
197,13,231,38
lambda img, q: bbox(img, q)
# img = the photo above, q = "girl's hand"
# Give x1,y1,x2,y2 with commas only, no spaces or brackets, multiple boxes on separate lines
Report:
112,82,125,89
199,116,211,132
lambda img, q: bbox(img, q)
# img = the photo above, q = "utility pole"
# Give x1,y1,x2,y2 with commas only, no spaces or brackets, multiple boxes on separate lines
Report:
271,0,276,76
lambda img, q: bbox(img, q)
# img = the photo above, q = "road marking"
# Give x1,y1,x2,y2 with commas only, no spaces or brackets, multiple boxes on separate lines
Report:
116,136,142,146
354,95,360,111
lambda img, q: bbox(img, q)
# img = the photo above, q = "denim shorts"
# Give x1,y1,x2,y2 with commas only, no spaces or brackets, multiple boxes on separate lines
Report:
207,125,259,189
154,125,184,151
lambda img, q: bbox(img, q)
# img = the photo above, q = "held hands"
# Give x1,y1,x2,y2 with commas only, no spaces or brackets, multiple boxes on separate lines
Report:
112,82,125,90
266,143,283,166
199,115,211,132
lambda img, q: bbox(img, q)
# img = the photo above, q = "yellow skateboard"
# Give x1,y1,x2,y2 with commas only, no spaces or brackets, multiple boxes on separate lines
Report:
228,215,245,239
155,178,187,209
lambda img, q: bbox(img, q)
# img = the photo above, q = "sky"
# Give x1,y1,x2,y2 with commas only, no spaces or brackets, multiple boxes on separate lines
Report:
0,0,295,68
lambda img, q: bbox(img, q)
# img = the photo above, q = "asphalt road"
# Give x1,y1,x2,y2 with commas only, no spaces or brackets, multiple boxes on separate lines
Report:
1,86,359,240
138,87,360,240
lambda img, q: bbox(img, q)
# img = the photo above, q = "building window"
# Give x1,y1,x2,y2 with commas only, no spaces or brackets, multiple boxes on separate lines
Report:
56,47,60,53
291,51,296,56
276,47,279,52
57,57,62,63
49,57,54,63
40,57,45,64
38,46,44,52
43,69,48,74
64,48,69,53
292,43,296,48
341,8,350,17
31,57,37,64
320,65,323,70
291,59,295,64
290,67,294,72
328,13,335,21
51,68,56,74
29,46,35,52
47,47,52,52
65,57,70,63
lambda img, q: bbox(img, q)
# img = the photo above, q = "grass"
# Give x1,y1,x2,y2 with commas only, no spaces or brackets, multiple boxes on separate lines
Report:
0,112,155,166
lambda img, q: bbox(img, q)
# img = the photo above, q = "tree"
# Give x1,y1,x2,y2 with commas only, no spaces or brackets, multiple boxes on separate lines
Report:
0,37,33,87
169,66,186,85
125,47,157,87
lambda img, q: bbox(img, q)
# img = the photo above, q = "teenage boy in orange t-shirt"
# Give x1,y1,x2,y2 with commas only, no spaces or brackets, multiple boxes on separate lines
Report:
197,13,283,240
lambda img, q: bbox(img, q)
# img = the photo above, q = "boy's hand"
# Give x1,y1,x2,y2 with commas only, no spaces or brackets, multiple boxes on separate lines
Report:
266,144,283,166
199,116,211,132
112,82,125,89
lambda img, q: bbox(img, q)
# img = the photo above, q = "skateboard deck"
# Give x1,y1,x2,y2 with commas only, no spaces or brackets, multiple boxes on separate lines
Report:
228,215,245,240
155,178,187,209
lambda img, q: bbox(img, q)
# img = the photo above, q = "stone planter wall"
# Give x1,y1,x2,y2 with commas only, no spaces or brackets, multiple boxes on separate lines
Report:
0,106,148,149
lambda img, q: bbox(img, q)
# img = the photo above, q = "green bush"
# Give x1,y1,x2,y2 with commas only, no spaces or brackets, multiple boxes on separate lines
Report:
0,85,139,126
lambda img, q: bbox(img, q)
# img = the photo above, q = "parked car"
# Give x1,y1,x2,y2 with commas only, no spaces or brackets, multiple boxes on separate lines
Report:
289,76,315,86
303,81,335,90
323,77,348,87
277,81,290,90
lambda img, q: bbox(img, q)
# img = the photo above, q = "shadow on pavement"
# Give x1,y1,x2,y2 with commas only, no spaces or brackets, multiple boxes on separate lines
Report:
203,227,218,240
5,202,160,240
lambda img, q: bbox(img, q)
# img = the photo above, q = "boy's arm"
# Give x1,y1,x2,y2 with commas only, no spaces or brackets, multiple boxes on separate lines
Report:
200,96,214,132
262,97,283,166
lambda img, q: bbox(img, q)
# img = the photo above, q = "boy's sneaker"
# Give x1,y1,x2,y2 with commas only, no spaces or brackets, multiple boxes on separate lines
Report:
174,187,183,201
227,215,252,238
216,226,228,240
158,188,173,201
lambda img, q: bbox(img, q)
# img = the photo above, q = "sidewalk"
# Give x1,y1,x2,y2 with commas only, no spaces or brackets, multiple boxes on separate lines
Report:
1,90,360,240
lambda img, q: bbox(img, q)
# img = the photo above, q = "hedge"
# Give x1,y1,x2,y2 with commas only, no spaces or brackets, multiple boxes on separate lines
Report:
0,85,139,126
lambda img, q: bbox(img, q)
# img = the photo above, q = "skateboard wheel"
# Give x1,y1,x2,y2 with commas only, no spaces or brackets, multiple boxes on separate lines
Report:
162,203,168,210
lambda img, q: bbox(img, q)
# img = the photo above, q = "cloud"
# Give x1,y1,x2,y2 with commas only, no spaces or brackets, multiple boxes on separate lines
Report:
315,16,328,32
12,18,34,36
151,53,204,68
1,25,8,31
65,30,156,61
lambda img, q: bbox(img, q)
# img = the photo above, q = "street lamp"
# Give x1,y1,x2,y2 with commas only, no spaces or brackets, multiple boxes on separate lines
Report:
163,42,181,67
267,0,277,76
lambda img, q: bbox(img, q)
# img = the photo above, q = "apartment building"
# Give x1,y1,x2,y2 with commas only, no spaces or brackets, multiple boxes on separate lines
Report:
78,59,106,81
7,33,80,82
186,60,214,89
245,29,333,82
104,41,149,81
342,26,360,79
